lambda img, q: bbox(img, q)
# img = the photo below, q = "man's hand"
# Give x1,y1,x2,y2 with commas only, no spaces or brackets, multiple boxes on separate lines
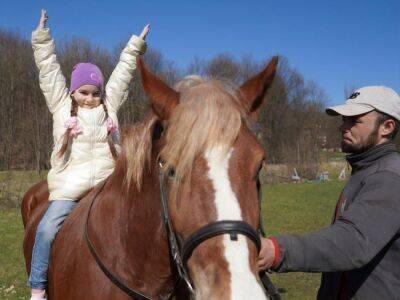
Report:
258,237,276,271
139,24,150,40
38,9,48,29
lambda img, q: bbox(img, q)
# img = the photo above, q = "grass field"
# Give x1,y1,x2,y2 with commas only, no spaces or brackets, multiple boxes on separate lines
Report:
0,172,344,299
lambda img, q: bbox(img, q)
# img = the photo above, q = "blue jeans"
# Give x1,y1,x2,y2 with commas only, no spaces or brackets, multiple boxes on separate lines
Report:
28,200,78,290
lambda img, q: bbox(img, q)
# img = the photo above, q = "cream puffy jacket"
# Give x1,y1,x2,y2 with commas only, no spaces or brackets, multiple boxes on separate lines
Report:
32,28,146,201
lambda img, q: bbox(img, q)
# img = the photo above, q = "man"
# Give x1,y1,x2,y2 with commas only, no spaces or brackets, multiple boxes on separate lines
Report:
258,86,400,300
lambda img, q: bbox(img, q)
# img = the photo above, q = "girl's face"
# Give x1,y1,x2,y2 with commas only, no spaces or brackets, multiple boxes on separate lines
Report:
72,85,101,109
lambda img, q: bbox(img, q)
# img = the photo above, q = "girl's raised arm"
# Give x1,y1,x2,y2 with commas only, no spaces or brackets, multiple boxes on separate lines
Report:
105,24,150,113
32,9,69,113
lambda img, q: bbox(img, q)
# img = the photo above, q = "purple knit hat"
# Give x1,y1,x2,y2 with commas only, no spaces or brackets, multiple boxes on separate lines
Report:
70,63,104,93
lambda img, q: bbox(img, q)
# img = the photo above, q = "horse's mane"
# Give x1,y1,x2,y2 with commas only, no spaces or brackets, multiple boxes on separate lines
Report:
121,113,159,191
161,77,246,197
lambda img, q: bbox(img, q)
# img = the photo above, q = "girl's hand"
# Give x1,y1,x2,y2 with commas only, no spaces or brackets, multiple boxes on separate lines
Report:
38,9,48,29
139,24,150,40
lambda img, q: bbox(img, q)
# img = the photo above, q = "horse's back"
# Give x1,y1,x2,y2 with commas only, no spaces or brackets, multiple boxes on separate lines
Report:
22,178,172,299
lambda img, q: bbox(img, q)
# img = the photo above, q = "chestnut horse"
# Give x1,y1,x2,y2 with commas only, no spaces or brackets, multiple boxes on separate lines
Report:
21,55,278,299
136,55,278,299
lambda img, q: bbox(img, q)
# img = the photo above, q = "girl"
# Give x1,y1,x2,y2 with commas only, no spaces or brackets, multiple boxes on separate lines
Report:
29,9,149,300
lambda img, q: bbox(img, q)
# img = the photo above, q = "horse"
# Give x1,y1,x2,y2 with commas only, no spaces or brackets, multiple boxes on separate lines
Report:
135,56,278,299
21,55,278,299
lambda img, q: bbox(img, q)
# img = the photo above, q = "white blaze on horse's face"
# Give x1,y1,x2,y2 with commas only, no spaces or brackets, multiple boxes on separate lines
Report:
203,146,267,300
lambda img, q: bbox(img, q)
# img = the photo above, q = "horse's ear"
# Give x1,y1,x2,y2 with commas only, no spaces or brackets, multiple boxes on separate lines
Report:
238,56,278,119
137,58,179,121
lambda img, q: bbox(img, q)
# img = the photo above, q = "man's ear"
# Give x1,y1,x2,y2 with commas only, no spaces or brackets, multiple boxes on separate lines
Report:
381,119,396,137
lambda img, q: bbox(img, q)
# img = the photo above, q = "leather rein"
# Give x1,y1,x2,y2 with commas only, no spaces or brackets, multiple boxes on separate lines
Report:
84,179,153,300
84,164,281,299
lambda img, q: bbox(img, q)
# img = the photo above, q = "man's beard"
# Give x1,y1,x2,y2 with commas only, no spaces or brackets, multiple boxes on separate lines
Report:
341,126,379,154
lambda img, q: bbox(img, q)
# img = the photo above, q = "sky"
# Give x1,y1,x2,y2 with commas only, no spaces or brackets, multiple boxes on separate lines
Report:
0,0,399,105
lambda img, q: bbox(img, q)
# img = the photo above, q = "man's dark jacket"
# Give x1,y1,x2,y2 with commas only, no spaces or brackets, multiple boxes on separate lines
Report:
273,142,400,300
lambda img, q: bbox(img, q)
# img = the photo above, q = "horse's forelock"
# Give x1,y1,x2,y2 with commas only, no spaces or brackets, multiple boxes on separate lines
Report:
160,80,246,199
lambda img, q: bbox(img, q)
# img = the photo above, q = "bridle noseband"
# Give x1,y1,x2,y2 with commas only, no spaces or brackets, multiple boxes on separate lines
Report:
182,220,261,266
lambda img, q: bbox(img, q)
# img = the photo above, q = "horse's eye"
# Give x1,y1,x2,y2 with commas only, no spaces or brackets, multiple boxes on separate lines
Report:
168,168,175,178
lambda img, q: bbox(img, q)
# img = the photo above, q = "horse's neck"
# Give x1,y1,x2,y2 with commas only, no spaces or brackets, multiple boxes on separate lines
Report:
90,159,174,296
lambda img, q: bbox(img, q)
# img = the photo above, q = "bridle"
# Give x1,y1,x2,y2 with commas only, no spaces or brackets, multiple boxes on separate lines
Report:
158,162,281,299
84,165,280,299
159,161,262,295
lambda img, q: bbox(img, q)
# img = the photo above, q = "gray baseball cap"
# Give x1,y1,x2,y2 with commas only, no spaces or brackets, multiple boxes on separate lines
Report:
326,86,400,121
